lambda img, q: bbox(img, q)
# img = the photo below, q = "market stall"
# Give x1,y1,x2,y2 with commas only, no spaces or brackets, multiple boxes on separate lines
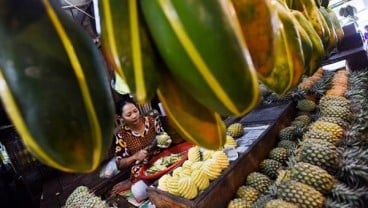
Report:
1,0,368,208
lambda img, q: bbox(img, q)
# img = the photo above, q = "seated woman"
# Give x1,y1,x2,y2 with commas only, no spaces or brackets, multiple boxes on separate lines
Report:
111,99,166,196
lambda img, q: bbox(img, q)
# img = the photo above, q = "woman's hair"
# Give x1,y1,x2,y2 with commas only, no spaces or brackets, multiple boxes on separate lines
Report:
116,99,138,116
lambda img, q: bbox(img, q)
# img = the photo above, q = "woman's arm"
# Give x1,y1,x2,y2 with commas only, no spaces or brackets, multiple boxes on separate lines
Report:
116,149,148,169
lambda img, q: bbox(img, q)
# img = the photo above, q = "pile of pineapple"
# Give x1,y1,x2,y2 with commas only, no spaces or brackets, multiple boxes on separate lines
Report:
64,186,108,208
262,67,330,105
228,68,368,208
157,146,230,199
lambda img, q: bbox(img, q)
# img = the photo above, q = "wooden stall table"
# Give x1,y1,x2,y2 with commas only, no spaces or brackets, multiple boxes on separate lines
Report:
147,102,296,208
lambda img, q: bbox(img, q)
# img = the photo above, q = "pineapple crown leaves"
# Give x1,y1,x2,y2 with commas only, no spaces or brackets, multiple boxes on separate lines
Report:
252,194,275,208
285,154,298,169
337,149,368,187
341,146,368,164
329,183,368,208
323,198,353,208
339,162,368,187
289,88,307,102
309,79,331,98
293,126,306,139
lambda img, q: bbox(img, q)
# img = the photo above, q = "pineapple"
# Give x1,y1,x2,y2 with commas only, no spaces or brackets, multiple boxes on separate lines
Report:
319,99,350,111
290,120,306,128
277,140,297,150
227,123,244,138
227,198,252,208
224,135,237,148
236,185,260,204
268,147,289,164
264,199,298,208
300,138,337,151
320,106,352,121
296,140,340,174
65,186,90,206
303,129,342,146
317,116,348,129
65,186,107,208
294,115,311,126
320,95,349,104
245,172,272,194
309,121,344,139
290,162,336,194
278,126,296,141
259,159,282,179
296,99,316,112
277,180,325,208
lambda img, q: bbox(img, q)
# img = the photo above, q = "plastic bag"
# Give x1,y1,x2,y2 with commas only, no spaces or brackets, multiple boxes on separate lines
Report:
99,158,120,178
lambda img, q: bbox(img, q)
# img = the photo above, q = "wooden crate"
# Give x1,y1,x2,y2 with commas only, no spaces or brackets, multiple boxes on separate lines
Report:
147,102,296,208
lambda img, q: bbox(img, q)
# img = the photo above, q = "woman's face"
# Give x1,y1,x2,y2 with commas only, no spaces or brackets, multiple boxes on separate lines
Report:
121,103,141,125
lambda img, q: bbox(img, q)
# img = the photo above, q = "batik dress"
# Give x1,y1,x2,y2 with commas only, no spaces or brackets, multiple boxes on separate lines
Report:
115,116,163,182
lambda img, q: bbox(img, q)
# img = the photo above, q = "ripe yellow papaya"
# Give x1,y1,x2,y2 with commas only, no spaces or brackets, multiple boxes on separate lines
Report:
140,0,260,116
292,10,325,75
157,69,226,150
98,0,160,104
0,0,115,173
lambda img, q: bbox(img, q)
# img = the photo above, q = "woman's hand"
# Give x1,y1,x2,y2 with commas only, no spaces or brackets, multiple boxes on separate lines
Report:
134,149,148,161
110,180,132,196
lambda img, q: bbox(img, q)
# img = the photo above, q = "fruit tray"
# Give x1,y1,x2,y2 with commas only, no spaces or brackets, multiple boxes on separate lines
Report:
139,142,194,183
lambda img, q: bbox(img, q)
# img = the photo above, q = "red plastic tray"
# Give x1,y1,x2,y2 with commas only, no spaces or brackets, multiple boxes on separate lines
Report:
139,142,194,181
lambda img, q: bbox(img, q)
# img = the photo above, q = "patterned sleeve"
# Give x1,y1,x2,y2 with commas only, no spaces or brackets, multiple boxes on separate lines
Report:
153,115,164,133
115,130,130,159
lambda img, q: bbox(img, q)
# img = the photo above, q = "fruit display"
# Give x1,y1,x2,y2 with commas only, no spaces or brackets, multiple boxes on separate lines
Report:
157,146,230,199
0,0,345,174
228,68,368,208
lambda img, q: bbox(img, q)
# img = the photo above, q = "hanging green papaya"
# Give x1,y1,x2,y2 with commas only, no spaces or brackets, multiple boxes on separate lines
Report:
293,16,314,76
0,0,115,173
233,0,294,94
327,8,344,44
273,0,305,88
291,0,331,48
98,0,160,104
292,10,325,75
320,7,338,54
140,0,260,116
231,0,276,78
157,69,226,150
